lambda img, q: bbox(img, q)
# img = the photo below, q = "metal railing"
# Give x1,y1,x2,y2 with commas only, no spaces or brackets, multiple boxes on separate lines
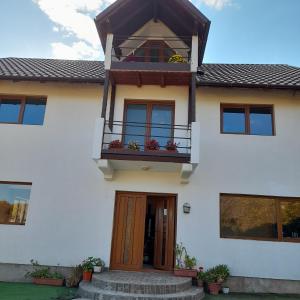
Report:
111,35,191,63
102,120,191,155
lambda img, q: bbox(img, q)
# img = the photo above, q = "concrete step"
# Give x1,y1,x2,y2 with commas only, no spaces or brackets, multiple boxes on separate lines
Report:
78,282,205,300
91,271,192,294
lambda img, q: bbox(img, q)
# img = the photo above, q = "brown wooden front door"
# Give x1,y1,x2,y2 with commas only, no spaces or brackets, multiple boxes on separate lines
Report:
153,196,176,271
110,192,147,271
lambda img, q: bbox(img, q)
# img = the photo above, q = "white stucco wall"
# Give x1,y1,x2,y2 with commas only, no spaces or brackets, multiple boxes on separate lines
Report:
0,80,299,280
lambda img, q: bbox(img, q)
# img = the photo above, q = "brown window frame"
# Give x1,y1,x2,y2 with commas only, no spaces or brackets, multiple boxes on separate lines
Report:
0,181,32,226
220,104,275,136
0,95,47,125
123,100,175,147
220,193,300,243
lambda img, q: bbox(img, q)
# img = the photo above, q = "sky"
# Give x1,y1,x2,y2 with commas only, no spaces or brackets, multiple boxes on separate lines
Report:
0,0,299,66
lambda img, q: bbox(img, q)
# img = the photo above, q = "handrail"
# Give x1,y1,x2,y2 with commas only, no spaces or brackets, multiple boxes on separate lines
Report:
102,121,191,154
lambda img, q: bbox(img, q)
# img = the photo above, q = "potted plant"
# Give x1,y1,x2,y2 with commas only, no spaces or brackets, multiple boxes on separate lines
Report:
26,260,64,286
93,258,105,273
197,267,205,287
203,264,230,295
146,139,160,151
168,54,187,63
174,243,197,278
81,257,94,282
109,140,123,151
165,140,179,152
128,141,140,151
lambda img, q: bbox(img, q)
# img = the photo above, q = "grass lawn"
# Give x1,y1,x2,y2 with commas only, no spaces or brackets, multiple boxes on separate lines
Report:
204,294,300,299
0,282,77,300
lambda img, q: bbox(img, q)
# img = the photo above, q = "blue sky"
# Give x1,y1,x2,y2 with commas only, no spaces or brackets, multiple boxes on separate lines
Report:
0,0,299,66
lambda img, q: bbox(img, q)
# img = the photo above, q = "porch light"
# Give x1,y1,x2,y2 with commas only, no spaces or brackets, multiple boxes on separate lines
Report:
183,203,191,214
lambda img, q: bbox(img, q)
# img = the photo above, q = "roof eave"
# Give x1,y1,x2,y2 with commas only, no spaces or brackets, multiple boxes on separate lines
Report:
0,76,104,85
197,81,300,91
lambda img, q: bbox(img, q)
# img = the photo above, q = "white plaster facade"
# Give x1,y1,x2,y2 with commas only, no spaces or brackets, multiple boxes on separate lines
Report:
0,79,299,281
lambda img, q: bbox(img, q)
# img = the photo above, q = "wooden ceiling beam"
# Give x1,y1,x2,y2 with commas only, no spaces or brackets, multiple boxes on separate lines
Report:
160,74,166,88
110,1,150,33
159,4,192,36
137,72,142,87
153,0,158,22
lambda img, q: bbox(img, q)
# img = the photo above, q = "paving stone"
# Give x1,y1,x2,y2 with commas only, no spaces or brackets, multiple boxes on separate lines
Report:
77,271,204,300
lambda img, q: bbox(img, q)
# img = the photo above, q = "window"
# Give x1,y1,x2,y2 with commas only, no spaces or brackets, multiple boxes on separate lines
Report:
0,96,46,125
0,182,32,225
220,194,300,242
124,101,174,150
221,104,274,136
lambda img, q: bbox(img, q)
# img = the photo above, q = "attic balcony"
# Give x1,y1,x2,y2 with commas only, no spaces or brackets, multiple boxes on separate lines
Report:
92,118,201,183
105,35,197,86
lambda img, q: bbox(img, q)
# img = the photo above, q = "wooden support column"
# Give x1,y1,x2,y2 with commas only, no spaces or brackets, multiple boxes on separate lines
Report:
190,73,196,123
109,84,116,130
101,70,110,119
188,84,192,124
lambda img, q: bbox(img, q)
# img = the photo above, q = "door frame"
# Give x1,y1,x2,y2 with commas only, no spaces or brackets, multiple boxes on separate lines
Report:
110,191,178,271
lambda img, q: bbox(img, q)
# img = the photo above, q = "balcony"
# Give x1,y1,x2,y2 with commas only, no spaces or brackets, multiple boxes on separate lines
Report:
106,36,194,86
102,120,191,163
92,118,200,183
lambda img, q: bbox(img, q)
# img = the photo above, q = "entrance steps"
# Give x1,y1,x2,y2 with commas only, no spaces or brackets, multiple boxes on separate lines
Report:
77,271,204,300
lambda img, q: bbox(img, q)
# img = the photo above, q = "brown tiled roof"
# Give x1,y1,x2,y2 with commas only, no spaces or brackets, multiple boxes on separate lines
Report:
0,57,299,90
0,57,105,84
199,64,300,90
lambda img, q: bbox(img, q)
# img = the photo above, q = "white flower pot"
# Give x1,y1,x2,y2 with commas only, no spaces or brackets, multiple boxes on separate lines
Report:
222,287,230,294
93,266,103,273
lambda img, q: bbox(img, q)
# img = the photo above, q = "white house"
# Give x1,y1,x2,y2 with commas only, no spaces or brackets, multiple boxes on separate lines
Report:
0,0,299,296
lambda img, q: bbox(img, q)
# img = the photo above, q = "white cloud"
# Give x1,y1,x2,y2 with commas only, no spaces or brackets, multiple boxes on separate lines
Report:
51,41,100,60
197,0,232,10
33,0,115,59
34,0,232,60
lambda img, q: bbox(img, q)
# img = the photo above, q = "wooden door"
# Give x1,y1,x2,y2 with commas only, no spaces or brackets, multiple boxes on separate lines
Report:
110,192,147,271
153,196,176,271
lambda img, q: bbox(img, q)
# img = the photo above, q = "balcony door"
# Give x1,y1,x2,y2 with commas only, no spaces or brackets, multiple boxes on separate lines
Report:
123,101,174,150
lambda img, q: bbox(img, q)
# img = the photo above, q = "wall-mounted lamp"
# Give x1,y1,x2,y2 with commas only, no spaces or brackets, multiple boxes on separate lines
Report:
183,203,191,214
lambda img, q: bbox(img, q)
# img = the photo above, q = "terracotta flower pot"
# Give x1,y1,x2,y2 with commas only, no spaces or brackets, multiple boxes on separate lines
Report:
207,282,221,295
33,278,64,286
82,271,93,282
174,269,198,278
108,148,123,152
197,279,203,287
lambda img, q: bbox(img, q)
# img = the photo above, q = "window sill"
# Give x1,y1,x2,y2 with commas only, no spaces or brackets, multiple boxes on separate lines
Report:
220,236,300,244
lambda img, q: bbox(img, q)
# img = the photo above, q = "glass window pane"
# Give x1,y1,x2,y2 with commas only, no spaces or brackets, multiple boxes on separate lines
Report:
151,105,173,149
164,48,174,62
221,194,278,239
150,48,160,62
250,107,273,136
280,201,300,239
223,107,246,134
0,183,31,225
0,99,21,123
124,104,147,149
132,48,145,62
23,99,46,125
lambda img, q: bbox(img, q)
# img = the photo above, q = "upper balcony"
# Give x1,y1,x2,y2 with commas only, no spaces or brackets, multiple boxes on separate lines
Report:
105,34,199,86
